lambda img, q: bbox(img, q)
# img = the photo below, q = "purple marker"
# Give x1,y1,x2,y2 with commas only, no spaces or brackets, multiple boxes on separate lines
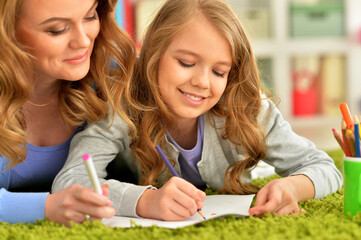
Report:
155,145,206,220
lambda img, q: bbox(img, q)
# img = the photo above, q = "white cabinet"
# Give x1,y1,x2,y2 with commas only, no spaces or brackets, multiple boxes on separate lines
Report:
244,0,361,150
131,0,361,150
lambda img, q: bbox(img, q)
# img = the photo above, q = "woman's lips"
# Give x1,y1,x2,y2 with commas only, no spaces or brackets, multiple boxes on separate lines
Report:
64,51,88,65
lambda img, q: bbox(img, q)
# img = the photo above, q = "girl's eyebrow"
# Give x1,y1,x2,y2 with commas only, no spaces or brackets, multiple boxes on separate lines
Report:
39,0,98,25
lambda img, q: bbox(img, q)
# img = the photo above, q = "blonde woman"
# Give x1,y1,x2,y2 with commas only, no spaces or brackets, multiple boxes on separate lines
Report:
0,0,135,225
54,0,342,221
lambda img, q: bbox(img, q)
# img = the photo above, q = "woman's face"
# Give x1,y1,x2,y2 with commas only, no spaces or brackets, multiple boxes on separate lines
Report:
16,0,100,82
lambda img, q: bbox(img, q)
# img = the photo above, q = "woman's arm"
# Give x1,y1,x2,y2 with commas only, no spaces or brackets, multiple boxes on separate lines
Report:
0,188,48,223
52,114,152,218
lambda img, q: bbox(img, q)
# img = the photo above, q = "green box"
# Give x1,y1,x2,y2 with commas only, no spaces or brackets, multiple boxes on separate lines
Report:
290,1,345,38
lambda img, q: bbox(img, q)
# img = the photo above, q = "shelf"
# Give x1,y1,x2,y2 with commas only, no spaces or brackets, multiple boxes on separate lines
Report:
120,0,361,149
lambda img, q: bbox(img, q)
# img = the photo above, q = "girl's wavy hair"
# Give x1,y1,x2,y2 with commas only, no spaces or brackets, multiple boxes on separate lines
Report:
127,0,266,194
0,0,135,167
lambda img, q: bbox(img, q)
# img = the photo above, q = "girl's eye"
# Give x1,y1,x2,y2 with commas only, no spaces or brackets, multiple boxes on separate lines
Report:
213,70,225,78
178,60,194,68
47,27,67,36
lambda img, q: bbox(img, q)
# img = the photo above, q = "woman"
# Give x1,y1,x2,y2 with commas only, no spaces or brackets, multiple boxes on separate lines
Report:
0,0,135,226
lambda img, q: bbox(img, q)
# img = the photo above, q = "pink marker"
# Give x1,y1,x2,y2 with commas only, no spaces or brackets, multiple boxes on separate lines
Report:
82,154,103,195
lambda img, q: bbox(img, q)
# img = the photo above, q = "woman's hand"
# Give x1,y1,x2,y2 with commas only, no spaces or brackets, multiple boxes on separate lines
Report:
249,175,314,216
136,177,206,221
45,184,115,227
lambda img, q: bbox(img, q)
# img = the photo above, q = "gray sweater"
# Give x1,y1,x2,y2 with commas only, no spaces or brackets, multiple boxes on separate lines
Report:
52,99,342,217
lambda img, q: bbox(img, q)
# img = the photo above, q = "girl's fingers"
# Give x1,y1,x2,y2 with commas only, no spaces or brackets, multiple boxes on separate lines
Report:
275,203,300,216
172,191,198,216
250,186,281,215
253,188,269,207
253,199,280,215
168,201,193,220
172,177,206,202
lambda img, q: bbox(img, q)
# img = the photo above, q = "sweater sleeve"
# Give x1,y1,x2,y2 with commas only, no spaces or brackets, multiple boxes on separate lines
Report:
258,99,343,199
52,114,154,218
0,188,48,223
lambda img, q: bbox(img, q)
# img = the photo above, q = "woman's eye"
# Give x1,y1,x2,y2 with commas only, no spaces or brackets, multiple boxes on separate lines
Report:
85,13,98,21
213,70,225,78
47,28,67,36
178,60,194,68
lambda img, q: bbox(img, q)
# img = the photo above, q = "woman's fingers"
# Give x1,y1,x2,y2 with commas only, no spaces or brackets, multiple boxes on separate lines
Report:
74,186,112,206
101,183,110,197
46,184,115,226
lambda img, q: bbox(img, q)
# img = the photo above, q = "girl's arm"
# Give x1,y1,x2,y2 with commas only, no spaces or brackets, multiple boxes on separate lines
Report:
52,113,151,218
257,98,342,199
248,175,314,216
248,99,342,216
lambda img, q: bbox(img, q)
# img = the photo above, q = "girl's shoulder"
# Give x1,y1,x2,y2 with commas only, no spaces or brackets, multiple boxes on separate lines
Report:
81,110,131,139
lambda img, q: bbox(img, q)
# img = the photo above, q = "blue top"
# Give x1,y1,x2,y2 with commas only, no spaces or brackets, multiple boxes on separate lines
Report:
0,125,84,224
167,115,207,188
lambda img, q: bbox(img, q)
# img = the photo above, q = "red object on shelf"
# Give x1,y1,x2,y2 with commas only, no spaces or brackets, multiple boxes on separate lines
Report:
292,70,318,116
124,0,135,40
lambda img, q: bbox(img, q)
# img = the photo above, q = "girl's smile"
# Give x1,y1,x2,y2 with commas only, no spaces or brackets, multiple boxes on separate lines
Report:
178,89,207,106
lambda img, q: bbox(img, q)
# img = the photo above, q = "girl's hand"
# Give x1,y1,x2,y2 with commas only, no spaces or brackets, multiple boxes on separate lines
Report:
136,177,206,221
248,175,314,216
45,184,115,227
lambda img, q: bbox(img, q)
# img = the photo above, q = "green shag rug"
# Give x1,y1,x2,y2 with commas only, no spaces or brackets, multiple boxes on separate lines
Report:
1,149,361,240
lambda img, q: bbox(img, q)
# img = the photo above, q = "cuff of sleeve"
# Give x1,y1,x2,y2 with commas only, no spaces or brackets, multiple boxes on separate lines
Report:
112,183,156,218
290,166,341,200
0,189,48,224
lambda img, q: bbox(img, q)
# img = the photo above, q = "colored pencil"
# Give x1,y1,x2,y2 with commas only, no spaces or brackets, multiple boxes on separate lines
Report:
355,122,361,157
354,115,361,140
340,103,354,129
342,120,351,157
346,129,356,157
332,128,345,153
155,145,206,220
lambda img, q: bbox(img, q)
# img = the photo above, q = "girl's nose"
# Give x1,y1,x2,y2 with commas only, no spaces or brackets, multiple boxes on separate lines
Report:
191,68,210,89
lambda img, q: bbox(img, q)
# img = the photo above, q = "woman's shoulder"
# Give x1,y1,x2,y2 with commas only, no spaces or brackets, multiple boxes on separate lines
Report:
0,156,10,189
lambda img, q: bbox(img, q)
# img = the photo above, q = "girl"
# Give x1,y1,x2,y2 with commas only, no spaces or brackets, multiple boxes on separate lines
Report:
53,0,342,221
0,0,135,225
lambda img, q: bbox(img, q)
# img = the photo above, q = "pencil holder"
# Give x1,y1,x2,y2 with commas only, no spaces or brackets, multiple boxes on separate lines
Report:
343,156,361,217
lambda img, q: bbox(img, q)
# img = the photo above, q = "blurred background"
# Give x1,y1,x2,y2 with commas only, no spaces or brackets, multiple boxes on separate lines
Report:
115,0,361,151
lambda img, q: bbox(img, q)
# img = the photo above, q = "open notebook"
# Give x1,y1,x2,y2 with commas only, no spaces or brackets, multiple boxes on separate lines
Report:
102,194,255,229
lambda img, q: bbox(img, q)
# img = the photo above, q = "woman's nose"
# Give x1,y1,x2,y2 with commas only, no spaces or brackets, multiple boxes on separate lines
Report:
69,25,91,49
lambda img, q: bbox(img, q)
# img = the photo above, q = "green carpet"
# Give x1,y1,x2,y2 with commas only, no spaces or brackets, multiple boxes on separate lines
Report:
1,149,361,240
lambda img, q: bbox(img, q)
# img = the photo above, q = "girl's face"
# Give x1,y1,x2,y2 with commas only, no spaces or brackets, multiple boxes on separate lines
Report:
158,14,232,122
16,0,100,83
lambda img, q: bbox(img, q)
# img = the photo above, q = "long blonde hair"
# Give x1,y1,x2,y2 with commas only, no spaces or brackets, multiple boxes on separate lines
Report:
127,0,266,194
0,0,135,167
